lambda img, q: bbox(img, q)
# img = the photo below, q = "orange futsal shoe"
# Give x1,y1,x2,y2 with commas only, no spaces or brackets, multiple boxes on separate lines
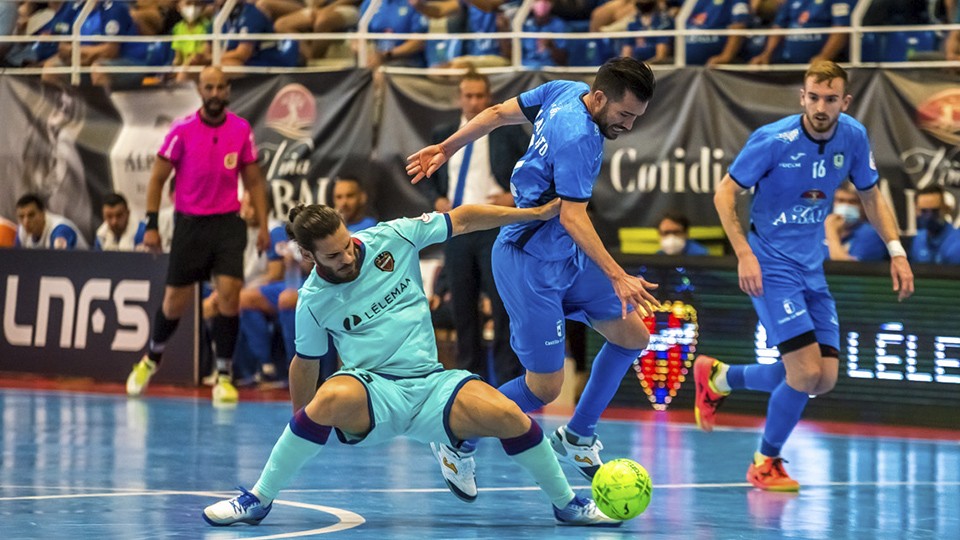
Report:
693,355,728,432
747,454,801,492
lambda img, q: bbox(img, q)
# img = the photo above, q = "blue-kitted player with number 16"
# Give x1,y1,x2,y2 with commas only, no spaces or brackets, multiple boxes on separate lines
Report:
695,60,914,492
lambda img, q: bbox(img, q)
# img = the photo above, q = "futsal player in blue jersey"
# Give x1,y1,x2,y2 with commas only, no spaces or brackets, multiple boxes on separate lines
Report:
407,57,660,483
695,61,914,491
202,201,621,527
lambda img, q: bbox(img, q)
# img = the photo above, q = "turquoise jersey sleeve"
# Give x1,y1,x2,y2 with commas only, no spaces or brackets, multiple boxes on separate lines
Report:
294,294,330,359
378,212,451,251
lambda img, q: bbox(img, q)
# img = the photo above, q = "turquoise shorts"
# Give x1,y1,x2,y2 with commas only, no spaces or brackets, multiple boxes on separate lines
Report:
330,367,479,448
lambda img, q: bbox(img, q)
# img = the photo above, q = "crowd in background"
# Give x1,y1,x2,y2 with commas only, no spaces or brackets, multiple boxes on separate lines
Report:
2,0,960,86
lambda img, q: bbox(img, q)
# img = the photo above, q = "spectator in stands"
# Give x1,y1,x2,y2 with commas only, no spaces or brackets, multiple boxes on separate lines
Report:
14,193,88,250
40,1,143,86
130,0,181,36
823,183,887,261
186,0,298,69
686,0,751,66
521,0,570,67
95,192,146,251
332,176,377,231
410,0,509,68
2,2,56,67
748,0,852,65
171,0,212,69
589,0,636,33
261,0,360,60
911,185,960,264
861,0,937,62
361,0,428,67
946,5,960,62
619,0,673,65
0,0,16,59
656,211,708,256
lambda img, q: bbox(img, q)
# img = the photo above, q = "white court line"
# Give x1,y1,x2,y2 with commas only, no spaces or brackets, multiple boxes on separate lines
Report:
0,489,365,539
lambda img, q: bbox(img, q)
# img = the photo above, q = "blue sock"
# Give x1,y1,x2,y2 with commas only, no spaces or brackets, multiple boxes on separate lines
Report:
727,362,786,393
498,376,547,413
240,310,272,363
759,381,809,457
278,308,296,364
567,342,642,438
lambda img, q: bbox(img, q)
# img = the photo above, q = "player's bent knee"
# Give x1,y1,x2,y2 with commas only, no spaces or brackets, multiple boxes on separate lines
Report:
785,367,821,395
308,376,367,426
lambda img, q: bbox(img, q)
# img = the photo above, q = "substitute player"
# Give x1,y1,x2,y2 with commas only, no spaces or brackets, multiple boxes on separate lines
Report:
695,60,914,491
126,66,270,404
202,201,620,527
407,57,659,482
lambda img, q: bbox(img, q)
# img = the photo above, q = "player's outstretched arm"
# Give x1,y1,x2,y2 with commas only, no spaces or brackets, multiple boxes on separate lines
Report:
858,186,915,301
289,355,321,413
448,199,559,236
715,175,763,297
406,98,527,184
558,200,659,318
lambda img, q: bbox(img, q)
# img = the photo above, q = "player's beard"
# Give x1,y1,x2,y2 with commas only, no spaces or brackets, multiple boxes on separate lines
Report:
202,97,229,118
593,103,627,140
804,111,837,134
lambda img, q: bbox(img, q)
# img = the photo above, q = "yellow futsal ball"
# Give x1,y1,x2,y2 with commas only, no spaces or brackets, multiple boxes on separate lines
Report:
591,458,653,520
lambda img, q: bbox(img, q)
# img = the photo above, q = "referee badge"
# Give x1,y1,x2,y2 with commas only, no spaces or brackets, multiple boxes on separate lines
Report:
224,152,238,169
375,251,395,272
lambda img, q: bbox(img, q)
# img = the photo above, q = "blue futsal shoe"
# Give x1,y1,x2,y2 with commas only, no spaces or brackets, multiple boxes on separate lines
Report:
554,494,622,527
202,487,272,526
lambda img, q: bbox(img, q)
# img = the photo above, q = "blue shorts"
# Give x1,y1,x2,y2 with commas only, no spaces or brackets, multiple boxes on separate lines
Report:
753,259,839,351
259,281,286,310
492,239,627,373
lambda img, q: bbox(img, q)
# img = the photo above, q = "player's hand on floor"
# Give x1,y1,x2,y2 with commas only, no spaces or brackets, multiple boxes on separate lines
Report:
612,274,660,319
406,144,449,184
738,252,763,297
890,256,914,302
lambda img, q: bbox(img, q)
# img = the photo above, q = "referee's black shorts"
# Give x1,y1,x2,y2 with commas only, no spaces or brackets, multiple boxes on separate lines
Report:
166,212,246,286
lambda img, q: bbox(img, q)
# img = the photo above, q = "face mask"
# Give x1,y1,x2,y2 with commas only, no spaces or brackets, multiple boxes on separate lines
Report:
917,210,945,236
833,203,860,225
180,5,202,23
637,1,657,14
532,0,552,18
660,235,686,255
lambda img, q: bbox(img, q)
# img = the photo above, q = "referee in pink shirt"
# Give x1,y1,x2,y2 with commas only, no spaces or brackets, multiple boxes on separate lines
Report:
127,66,270,405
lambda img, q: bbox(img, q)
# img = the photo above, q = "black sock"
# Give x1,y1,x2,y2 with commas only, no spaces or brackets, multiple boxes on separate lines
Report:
212,314,239,375
148,309,180,365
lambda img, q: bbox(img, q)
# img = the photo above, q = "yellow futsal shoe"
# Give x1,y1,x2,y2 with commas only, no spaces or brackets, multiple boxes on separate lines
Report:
126,356,157,396
212,375,239,405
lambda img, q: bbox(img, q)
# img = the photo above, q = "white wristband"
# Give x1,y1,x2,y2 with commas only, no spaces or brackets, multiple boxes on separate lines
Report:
887,240,907,259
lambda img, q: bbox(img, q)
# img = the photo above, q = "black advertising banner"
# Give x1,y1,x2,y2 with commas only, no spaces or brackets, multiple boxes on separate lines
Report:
230,70,375,219
0,249,196,384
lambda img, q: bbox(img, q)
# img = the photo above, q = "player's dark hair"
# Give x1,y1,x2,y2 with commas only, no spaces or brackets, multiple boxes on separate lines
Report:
334,176,364,190
593,57,656,103
805,60,848,92
286,203,343,249
915,184,945,201
659,211,690,232
103,192,128,208
16,193,45,211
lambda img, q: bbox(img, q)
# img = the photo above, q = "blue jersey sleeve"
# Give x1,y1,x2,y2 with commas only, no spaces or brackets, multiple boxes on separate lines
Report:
554,132,601,202
517,80,567,123
848,125,879,191
50,224,79,249
728,129,781,189
730,0,751,25
830,0,852,26
381,213,452,250
294,299,330,359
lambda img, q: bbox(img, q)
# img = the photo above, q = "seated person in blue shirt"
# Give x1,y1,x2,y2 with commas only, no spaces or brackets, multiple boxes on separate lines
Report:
188,0,298,68
823,183,887,261
40,0,141,86
410,0,508,68
522,0,570,67
362,0,428,67
686,0,751,66
657,211,708,256
619,0,673,64
749,0,852,65
861,0,938,62
910,184,960,264
15,193,88,250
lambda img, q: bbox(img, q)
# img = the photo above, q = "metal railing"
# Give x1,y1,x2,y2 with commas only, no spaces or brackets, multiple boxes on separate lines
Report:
1,0,958,85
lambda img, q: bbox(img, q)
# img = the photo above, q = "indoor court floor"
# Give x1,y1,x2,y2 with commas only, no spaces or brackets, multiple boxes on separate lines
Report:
0,385,957,540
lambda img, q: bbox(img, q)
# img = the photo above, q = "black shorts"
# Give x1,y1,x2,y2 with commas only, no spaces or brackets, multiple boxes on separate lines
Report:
166,212,246,286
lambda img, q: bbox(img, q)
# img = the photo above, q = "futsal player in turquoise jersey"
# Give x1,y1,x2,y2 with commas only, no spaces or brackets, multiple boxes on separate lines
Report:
695,61,914,491
408,58,660,483
203,200,622,527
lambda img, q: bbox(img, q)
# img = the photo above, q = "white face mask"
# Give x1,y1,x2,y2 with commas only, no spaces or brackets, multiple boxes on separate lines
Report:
660,234,686,255
180,5,202,23
833,202,860,225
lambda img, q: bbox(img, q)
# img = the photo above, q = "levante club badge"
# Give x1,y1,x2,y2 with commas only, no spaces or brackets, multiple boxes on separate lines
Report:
375,252,395,272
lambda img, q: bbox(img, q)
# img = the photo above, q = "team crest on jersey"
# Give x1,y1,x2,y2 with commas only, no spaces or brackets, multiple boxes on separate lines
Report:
375,251,395,272
801,189,827,206
417,213,433,223
224,152,238,169
776,128,799,143
833,152,844,169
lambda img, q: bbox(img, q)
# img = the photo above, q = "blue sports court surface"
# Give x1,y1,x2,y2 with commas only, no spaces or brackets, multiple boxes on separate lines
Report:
0,387,957,539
